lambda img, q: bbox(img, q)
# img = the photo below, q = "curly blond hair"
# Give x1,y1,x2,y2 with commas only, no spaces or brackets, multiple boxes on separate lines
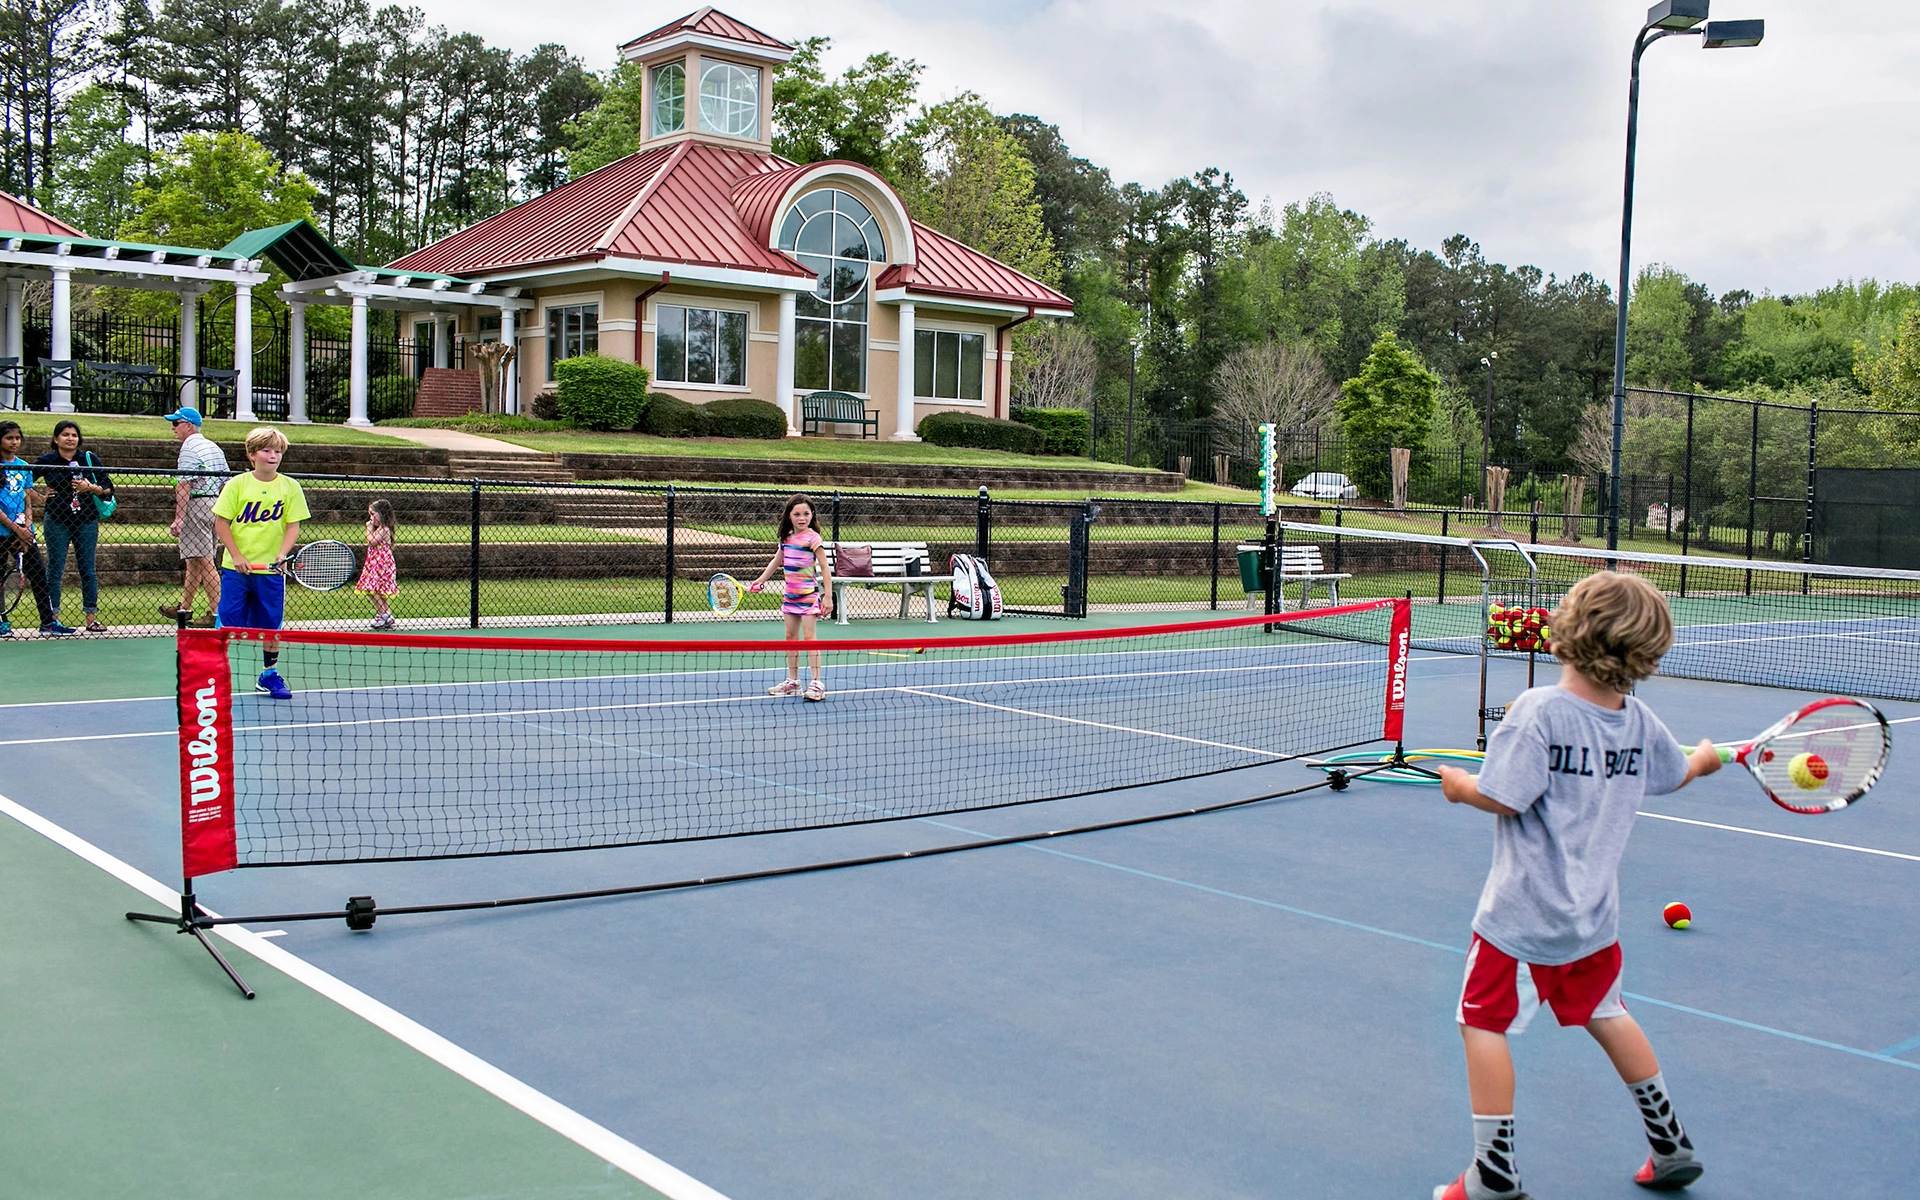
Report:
1550,571,1673,693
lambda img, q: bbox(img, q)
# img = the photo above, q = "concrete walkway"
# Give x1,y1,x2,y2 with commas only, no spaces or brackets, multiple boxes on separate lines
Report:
374,425,549,455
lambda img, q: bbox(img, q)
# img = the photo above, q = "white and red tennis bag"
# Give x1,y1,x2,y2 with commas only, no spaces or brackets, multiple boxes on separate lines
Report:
948,553,1003,619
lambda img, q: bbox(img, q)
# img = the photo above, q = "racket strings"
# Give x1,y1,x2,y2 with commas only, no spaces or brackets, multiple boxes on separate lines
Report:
289,542,357,590
1744,701,1889,813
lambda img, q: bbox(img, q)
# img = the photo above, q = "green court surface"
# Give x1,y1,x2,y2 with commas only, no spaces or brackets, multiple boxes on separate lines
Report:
0,810,670,1200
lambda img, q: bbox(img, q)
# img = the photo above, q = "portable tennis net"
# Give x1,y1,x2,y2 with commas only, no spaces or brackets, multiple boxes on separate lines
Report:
144,601,1413,995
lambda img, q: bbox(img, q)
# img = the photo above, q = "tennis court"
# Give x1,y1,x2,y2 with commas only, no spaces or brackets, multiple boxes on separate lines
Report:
5,590,1919,1198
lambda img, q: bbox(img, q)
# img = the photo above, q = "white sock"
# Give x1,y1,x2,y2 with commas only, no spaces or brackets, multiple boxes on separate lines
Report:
1629,1072,1694,1162
1467,1114,1522,1198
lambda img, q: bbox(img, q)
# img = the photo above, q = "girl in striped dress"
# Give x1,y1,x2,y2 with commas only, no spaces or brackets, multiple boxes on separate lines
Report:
749,493,834,700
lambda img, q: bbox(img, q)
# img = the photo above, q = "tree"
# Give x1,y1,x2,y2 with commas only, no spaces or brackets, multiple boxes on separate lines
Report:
1013,322,1098,409
771,37,920,175
1163,167,1247,416
1338,332,1439,496
0,0,103,204
1237,193,1403,378
152,0,266,136
564,60,643,179
50,81,147,235
999,114,1122,271
897,94,1057,286
1855,304,1920,412
523,44,600,195
1213,338,1338,434
122,129,317,250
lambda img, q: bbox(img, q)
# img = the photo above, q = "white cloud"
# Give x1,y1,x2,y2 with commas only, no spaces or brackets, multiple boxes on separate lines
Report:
416,0,1920,294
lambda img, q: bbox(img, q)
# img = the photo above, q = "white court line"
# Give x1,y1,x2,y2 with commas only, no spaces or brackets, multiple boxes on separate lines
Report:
900,687,1288,759
0,693,171,709
0,791,733,1200
1637,811,1920,863
0,730,174,747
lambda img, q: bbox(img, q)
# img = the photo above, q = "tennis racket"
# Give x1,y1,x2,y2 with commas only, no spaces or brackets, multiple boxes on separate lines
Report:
1,549,22,617
270,540,358,592
707,573,744,616
1715,697,1890,815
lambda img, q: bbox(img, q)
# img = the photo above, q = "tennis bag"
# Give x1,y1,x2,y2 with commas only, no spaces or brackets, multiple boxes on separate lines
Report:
947,553,1003,620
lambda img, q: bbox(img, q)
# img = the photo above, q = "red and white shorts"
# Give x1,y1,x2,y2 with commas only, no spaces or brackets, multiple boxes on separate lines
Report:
1456,934,1627,1034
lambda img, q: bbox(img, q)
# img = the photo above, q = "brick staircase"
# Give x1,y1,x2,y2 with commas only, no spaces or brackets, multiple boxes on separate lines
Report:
444,451,572,483
412,368,484,418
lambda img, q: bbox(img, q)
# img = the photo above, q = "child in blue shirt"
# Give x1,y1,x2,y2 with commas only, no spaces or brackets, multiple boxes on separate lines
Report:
0,420,64,635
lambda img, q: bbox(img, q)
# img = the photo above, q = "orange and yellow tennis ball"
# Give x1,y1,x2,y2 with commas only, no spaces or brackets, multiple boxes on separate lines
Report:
1787,752,1829,791
1663,902,1692,930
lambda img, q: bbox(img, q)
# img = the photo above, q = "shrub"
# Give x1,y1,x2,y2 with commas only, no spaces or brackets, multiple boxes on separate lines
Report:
555,354,650,430
642,392,711,437
917,410,1046,454
530,391,560,420
703,397,788,439
332,373,418,422
1011,407,1091,456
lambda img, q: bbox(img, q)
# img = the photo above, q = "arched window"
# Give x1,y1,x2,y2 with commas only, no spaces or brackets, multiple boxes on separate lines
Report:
650,63,685,136
699,61,759,138
778,189,887,394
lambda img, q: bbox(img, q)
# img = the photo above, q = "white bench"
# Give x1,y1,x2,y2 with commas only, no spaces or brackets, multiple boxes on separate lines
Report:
825,541,941,625
1242,543,1353,610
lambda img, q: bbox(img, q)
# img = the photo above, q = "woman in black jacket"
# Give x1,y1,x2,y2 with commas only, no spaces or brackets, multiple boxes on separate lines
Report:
34,419,114,632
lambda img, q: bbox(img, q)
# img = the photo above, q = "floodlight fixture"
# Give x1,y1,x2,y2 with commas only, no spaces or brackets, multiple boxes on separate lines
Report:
1702,19,1765,48
1646,1,1710,31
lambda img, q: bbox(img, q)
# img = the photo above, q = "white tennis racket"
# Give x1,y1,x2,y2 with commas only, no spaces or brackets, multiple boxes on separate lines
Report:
270,541,358,592
1714,697,1890,815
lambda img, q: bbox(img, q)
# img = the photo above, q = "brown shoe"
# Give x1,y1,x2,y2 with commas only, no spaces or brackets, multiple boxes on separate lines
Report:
158,604,187,621
189,613,216,628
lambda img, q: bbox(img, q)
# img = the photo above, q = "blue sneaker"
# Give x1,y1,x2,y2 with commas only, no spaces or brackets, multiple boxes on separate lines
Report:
40,620,75,636
0,620,11,636
255,669,293,700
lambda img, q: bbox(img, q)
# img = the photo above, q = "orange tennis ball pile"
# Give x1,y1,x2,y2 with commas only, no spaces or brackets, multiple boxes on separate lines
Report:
1662,902,1692,930
1787,752,1829,791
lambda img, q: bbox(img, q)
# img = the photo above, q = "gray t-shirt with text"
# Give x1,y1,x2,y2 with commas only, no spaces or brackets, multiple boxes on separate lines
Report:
1470,686,1689,965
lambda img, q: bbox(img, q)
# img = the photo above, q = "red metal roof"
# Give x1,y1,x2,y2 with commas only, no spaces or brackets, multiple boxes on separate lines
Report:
621,7,791,54
0,191,83,237
878,222,1072,311
389,141,1071,311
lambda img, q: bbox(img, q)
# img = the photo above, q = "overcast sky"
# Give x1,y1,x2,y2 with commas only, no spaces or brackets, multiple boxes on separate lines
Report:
416,1,1919,296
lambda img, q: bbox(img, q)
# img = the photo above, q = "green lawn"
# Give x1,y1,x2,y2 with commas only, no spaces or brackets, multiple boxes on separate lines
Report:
480,428,1160,472
9,411,408,445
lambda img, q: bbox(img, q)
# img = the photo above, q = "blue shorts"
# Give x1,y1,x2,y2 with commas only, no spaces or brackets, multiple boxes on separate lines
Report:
217,569,285,631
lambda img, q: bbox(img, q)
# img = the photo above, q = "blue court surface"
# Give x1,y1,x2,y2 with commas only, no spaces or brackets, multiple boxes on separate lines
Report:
6,634,1918,1198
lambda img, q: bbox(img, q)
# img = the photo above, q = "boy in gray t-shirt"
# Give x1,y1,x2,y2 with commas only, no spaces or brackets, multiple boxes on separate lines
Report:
1432,572,1721,1200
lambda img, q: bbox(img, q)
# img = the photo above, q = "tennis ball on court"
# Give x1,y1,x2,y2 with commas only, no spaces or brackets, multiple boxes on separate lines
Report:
1788,752,1830,790
1663,902,1692,930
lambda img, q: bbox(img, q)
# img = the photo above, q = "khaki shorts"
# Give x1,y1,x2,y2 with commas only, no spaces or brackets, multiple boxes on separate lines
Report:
179,495,218,560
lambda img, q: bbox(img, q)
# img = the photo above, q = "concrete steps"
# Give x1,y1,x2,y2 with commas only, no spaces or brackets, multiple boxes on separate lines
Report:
444,451,571,483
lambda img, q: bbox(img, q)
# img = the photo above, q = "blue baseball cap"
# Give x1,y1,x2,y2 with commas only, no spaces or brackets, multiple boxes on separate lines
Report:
164,406,203,426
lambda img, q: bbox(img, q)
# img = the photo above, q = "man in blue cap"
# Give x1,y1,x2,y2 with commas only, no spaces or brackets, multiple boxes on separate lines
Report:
161,406,229,626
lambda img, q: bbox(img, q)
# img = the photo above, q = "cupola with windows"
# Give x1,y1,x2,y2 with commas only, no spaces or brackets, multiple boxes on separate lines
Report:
620,8,793,152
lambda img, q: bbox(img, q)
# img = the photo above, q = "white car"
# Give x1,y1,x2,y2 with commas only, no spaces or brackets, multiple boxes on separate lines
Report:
1288,472,1360,500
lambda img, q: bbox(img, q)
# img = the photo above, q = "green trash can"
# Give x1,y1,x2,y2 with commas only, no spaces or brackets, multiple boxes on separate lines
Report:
1236,543,1266,595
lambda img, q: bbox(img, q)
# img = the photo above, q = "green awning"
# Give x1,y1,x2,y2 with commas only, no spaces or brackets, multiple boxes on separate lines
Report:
221,220,355,282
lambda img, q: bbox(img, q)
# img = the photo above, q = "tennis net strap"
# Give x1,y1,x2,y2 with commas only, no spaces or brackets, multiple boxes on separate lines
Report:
175,599,1410,875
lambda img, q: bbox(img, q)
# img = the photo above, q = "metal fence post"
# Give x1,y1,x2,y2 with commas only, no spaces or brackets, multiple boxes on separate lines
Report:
976,485,990,563
1264,517,1281,619
1681,394,1694,564
831,489,841,544
468,481,481,629
1438,510,1449,604
1803,400,1818,579
1332,504,1343,575
1210,501,1221,611
664,484,676,623
1745,400,1759,566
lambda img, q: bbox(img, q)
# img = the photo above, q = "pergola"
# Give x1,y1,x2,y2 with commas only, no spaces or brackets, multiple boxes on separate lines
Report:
232,221,533,425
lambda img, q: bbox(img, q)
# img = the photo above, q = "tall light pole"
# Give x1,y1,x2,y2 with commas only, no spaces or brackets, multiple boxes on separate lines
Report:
1479,351,1497,482
1607,1,1765,549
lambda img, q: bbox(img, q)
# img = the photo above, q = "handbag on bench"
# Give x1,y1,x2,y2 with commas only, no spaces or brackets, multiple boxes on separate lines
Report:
835,544,873,577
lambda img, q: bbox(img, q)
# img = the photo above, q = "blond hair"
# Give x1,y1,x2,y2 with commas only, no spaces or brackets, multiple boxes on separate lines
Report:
1550,571,1673,693
245,426,289,454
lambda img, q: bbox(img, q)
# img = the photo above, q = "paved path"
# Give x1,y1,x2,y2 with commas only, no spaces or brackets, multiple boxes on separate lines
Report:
374,425,550,455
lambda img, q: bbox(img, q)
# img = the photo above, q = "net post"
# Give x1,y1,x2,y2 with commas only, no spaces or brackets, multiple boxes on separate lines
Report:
1263,517,1281,625
663,484,676,623
976,486,990,565
1210,501,1221,611
468,481,481,629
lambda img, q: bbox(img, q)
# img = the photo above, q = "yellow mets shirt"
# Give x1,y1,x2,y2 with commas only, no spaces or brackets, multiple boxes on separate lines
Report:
212,472,310,571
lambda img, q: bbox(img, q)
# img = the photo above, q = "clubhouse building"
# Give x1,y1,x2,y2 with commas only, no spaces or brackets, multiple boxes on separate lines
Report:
390,7,1073,438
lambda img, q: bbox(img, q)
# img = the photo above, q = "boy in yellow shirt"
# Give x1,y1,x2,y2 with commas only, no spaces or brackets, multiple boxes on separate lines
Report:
212,427,310,699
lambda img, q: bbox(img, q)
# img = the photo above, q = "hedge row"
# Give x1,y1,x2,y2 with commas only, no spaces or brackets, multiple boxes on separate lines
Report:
916,410,1046,454
1011,407,1091,456
642,394,787,438
554,355,651,430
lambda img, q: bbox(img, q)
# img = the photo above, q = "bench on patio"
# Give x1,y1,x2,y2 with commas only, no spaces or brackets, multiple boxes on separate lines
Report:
1239,543,1353,610
801,391,880,439
825,541,940,624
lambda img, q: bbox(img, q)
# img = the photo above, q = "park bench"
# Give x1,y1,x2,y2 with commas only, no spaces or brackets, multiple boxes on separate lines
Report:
801,390,880,439
1237,543,1353,610
825,541,940,624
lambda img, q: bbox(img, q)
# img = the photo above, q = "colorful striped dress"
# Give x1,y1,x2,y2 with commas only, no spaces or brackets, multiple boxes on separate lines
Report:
779,528,824,615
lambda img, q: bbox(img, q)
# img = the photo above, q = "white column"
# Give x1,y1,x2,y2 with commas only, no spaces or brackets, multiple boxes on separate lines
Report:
287,300,308,423
500,308,518,414
178,289,199,410
233,283,256,422
49,267,72,411
892,300,920,441
4,278,21,409
776,290,798,435
347,294,370,426
432,313,450,368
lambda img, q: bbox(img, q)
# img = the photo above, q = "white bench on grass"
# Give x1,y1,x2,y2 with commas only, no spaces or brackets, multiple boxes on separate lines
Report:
1243,544,1353,610
825,542,941,625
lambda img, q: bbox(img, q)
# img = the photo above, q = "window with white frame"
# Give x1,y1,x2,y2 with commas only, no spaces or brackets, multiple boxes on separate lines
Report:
546,304,598,375
778,189,885,393
651,63,686,136
914,329,985,401
655,304,747,387
698,61,759,138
